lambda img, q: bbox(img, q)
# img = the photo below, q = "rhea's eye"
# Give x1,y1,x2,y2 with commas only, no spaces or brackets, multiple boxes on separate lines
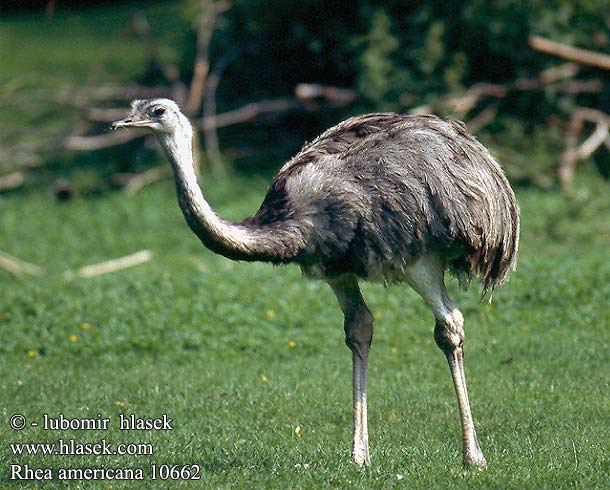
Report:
153,107,166,117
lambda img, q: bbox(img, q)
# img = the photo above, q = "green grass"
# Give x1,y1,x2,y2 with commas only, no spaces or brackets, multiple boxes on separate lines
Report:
0,2,183,88
0,171,609,489
1,3,609,488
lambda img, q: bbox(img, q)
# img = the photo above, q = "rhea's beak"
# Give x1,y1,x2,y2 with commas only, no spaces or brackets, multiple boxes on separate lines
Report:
111,117,153,130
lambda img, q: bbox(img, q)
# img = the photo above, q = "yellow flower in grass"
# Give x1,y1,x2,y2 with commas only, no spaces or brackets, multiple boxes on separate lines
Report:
114,401,125,407
261,375,268,382
80,322,91,330
288,341,296,348
294,426,301,438
390,347,398,353
27,350,37,358
69,335,78,342
266,309,276,319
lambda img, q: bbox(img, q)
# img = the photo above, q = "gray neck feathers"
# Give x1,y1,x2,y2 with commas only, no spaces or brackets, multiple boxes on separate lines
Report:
157,121,287,262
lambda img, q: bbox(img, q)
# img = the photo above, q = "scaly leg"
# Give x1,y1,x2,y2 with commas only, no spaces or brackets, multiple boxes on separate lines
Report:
329,275,374,466
406,255,487,468
435,317,486,468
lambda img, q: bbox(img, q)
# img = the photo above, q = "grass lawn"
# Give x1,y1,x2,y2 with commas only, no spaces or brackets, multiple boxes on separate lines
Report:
1,3,609,488
0,170,609,489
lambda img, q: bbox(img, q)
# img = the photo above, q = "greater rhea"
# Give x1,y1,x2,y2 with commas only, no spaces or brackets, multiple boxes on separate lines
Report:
113,98,519,468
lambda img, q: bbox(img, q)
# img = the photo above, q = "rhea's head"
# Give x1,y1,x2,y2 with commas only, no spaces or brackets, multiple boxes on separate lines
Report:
112,98,190,136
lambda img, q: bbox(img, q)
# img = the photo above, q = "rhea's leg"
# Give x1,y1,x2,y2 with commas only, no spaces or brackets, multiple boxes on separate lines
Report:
328,275,374,466
405,255,486,468
434,313,486,468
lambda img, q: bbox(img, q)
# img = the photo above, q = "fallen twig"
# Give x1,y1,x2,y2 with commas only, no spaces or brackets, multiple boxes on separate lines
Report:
0,172,25,191
0,250,43,277
189,257,207,273
73,250,153,278
124,166,170,197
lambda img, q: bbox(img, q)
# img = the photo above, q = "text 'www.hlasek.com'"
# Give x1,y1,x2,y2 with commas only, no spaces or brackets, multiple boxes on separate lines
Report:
5,413,201,482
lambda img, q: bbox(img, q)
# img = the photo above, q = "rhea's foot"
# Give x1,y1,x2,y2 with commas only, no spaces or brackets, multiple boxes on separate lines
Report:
352,443,370,467
463,447,487,469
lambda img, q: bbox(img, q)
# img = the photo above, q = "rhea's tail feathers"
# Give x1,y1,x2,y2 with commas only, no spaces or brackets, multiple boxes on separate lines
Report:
448,186,520,298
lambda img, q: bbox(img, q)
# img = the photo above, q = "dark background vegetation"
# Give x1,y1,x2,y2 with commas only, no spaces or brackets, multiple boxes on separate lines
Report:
2,0,610,189
1,2,609,489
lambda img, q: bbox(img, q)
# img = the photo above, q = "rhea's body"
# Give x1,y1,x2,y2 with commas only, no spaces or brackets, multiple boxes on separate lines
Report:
113,99,519,468
217,113,518,288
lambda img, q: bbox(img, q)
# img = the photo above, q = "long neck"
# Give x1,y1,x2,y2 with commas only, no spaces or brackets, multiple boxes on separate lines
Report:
158,127,292,262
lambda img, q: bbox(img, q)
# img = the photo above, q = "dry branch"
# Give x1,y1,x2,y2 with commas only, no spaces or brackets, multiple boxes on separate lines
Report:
411,64,603,120
557,79,603,94
0,251,43,277
295,83,358,106
202,67,224,177
199,98,301,130
124,166,170,197
538,62,580,84
0,172,25,191
530,35,610,71
186,0,218,116
447,83,508,115
202,54,238,177
65,130,145,151
74,250,153,278
467,104,499,133
410,82,507,118
559,107,610,188
185,1,230,175
65,83,356,158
